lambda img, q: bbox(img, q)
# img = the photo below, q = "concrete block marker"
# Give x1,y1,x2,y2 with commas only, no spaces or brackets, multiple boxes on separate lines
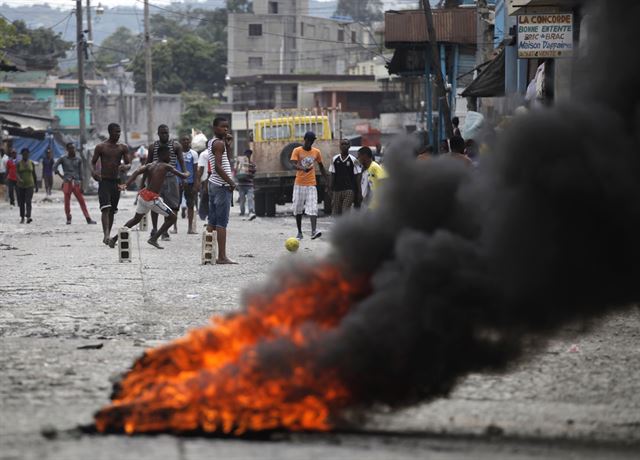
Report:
201,230,216,265
137,214,148,231
118,227,132,263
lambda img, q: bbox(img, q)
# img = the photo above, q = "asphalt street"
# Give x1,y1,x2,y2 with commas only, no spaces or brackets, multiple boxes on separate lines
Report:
1,189,639,459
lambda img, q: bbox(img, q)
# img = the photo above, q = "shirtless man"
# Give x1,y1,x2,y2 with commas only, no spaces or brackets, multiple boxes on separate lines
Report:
108,144,189,250
146,124,185,241
92,123,131,245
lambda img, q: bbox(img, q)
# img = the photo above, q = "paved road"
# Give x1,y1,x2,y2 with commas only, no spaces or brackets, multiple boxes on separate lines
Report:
1,190,639,459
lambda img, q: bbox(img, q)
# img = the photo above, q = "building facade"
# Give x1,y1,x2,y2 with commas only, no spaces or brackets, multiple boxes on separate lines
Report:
227,0,376,110
0,72,102,133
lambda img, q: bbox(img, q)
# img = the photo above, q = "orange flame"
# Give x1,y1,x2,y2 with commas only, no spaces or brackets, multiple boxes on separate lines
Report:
94,264,370,435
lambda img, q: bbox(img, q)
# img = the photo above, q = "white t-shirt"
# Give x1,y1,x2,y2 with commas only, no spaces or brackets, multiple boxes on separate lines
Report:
197,149,209,182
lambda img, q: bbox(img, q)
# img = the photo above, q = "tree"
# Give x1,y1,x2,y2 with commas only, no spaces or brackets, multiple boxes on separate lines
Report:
334,0,383,23
8,20,71,70
130,8,228,96
94,26,141,71
178,92,218,138
0,18,30,50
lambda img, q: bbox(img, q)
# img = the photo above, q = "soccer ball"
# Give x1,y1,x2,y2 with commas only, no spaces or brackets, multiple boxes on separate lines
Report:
285,237,300,252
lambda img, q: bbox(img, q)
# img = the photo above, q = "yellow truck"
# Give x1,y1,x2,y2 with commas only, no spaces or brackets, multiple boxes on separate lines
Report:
248,109,340,217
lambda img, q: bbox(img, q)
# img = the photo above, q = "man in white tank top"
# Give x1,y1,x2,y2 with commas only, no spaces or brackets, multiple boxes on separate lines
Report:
206,116,237,264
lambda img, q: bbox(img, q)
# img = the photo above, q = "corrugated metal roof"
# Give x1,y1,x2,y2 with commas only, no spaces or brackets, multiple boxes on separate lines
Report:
385,8,477,46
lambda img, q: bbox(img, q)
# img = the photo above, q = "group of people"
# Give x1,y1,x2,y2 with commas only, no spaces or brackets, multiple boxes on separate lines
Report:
2,116,388,264
289,131,387,239
1,148,37,223
414,117,479,167
0,145,98,225
90,119,239,263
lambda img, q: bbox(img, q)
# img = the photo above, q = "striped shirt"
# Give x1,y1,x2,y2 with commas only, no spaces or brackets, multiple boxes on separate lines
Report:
152,140,177,176
207,138,232,187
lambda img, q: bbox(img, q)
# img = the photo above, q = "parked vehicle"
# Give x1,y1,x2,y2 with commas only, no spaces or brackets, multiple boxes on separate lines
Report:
248,109,341,217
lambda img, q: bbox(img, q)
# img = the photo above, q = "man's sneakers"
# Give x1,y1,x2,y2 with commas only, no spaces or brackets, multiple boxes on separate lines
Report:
296,232,304,240
161,233,171,241
248,213,256,221
86,217,97,225
66,217,72,225
311,230,322,240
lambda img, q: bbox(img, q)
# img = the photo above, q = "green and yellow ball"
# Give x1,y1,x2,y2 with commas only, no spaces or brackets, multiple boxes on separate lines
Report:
285,237,300,252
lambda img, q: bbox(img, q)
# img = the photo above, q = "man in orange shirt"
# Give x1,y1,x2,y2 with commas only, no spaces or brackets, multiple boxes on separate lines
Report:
290,131,328,240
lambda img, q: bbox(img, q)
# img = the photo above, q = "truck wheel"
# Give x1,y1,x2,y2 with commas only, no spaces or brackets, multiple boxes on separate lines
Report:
265,192,277,217
280,143,302,170
255,190,266,217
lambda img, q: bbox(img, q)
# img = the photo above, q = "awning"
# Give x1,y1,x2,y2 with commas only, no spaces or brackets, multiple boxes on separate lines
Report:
0,110,55,131
461,49,505,98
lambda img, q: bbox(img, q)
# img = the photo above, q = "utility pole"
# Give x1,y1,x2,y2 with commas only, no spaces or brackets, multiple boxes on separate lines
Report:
76,0,89,192
420,0,453,139
144,0,154,145
117,63,129,145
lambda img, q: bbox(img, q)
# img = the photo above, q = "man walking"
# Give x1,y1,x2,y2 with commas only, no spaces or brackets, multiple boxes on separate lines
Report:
357,146,387,209
206,117,237,264
328,139,361,215
146,125,185,241
5,149,17,206
16,148,37,224
234,149,256,220
54,143,97,225
178,133,199,234
92,123,131,245
108,144,189,250
42,148,55,196
290,131,328,240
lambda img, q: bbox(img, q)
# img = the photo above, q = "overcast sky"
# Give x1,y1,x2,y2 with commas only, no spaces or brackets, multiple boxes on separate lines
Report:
1,0,425,10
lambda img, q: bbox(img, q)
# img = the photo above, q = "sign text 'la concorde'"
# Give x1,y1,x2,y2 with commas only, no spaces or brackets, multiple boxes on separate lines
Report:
517,13,574,59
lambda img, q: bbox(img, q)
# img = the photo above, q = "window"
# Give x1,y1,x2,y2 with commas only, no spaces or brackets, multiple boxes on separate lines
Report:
55,88,79,108
261,125,291,140
249,24,262,36
268,1,278,14
370,65,375,75
307,24,315,37
248,57,263,69
301,22,304,36
338,29,344,42
351,31,357,43
294,122,323,139
323,26,330,39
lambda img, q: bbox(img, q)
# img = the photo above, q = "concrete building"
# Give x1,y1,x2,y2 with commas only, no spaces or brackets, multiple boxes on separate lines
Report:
464,0,583,119
227,0,375,109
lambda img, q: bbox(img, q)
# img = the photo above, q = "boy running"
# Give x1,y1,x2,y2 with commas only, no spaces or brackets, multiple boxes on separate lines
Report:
107,144,189,249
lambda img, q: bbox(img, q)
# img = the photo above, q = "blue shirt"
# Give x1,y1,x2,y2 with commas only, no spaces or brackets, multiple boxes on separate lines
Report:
177,149,197,184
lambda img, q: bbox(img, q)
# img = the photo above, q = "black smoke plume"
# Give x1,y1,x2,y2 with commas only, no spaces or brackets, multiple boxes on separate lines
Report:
314,0,640,408
96,0,640,432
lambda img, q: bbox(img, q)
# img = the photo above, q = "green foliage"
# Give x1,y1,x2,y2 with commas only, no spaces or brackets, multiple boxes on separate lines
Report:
334,0,383,23
8,20,71,70
178,92,218,138
131,9,227,96
0,18,30,50
94,27,141,72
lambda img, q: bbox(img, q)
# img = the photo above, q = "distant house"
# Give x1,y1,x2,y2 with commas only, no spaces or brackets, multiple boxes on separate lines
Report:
0,71,104,135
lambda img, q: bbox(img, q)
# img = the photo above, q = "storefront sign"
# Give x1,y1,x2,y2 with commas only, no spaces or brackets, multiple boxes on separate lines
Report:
517,13,573,58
